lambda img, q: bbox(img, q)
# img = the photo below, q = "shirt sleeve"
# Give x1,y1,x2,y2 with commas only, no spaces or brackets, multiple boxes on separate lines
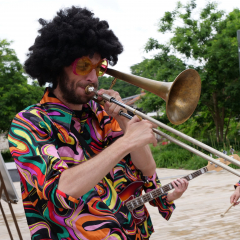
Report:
100,108,175,220
142,172,176,221
8,109,80,210
103,116,124,145
234,180,240,188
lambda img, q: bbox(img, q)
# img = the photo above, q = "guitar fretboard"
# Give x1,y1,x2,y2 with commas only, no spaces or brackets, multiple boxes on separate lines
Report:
126,167,208,211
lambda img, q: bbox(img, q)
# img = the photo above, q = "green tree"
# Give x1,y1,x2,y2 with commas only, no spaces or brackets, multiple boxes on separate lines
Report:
130,45,186,117
0,39,44,133
98,75,140,98
143,0,240,142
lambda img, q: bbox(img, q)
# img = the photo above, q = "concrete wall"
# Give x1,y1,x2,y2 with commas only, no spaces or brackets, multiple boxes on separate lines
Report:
0,134,9,151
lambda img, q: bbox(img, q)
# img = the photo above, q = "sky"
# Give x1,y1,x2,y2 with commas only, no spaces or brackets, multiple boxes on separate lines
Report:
0,0,239,76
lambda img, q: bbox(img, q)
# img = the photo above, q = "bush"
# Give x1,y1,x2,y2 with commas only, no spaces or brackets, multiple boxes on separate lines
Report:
1,149,14,162
150,142,239,170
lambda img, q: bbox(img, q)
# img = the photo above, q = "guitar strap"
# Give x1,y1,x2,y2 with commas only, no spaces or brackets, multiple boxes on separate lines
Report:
70,124,95,157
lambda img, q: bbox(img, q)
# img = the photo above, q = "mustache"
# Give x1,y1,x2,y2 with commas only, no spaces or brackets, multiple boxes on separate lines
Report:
76,82,98,90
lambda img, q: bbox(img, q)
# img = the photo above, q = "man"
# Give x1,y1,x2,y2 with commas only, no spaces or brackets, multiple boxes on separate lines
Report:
8,6,188,240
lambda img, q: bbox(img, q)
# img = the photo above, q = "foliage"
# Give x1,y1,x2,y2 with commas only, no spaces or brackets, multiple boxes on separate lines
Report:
150,114,240,170
0,39,44,133
1,149,13,162
98,75,140,98
130,47,186,113
146,0,240,142
150,141,240,170
150,142,208,170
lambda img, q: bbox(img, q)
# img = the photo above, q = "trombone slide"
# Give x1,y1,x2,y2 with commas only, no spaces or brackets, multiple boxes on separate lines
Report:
87,88,240,177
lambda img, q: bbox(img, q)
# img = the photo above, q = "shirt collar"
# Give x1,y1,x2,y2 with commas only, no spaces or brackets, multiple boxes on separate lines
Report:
39,88,109,142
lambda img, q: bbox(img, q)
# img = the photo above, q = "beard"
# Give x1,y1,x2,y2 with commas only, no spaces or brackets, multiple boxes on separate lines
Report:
58,71,98,105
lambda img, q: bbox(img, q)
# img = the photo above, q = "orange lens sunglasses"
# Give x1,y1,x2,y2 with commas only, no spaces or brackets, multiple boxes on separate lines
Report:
72,57,108,77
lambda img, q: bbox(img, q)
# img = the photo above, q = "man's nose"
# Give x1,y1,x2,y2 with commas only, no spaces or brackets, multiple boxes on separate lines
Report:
87,69,98,83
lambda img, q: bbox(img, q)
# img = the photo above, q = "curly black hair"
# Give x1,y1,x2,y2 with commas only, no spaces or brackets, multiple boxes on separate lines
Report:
24,6,123,88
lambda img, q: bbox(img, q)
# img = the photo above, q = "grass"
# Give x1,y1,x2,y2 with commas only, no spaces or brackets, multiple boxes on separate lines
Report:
150,141,240,170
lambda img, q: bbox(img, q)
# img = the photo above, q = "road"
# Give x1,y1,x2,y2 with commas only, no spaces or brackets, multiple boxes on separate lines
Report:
1,168,239,239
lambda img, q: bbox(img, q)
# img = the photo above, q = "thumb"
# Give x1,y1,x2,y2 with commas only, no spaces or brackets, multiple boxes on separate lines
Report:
128,115,141,125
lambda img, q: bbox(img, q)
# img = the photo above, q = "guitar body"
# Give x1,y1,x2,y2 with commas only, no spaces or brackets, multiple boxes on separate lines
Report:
117,155,237,226
118,181,146,225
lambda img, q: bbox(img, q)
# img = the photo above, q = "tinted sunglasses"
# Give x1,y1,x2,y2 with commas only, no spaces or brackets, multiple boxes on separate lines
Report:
72,57,108,77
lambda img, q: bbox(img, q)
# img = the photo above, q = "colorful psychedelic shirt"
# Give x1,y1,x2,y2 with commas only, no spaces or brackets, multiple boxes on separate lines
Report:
235,181,240,188
8,88,175,240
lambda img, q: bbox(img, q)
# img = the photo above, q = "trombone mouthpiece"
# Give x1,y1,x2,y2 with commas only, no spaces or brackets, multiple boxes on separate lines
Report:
85,84,95,94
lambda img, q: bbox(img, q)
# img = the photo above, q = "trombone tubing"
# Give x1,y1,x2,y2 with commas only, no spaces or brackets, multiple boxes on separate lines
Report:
119,111,240,177
93,90,240,176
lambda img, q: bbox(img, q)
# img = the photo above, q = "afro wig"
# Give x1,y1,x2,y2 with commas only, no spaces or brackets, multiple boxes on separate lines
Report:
24,6,123,88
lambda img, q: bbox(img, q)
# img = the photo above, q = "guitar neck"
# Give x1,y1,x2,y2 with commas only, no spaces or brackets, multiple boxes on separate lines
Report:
126,166,208,211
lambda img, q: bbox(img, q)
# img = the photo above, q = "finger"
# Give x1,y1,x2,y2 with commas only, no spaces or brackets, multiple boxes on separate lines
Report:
98,88,113,95
129,115,141,125
171,181,177,188
108,96,121,114
176,178,183,187
172,180,179,189
232,196,239,205
234,195,240,203
104,101,110,111
99,89,121,100
182,179,189,188
152,123,158,128
177,178,185,184
97,88,107,97
175,179,188,191
179,180,188,190
184,179,189,188
97,90,117,106
106,92,122,113
96,89,114,106
152,134,158,147
146,120,158,129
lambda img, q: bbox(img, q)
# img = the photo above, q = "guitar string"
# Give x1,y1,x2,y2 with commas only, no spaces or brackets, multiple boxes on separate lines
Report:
127,167,208,210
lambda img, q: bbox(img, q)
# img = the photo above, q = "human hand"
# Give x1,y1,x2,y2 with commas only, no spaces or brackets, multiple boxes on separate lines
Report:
97,89,129,131
230,186,240,206
123,115,157,148
167,178,189,202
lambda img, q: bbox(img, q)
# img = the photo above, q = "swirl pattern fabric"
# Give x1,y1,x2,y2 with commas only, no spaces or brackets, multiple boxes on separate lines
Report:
8,88,175,240
235,181,240,188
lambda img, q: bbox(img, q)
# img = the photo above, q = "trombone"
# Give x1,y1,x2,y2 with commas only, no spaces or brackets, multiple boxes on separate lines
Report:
85,68,240,177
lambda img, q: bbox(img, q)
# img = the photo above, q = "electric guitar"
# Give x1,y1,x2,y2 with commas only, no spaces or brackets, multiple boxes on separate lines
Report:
118,154,240,225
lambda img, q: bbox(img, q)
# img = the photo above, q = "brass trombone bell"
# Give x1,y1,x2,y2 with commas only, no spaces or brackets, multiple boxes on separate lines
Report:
105,68,201,125
86,86,240,177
